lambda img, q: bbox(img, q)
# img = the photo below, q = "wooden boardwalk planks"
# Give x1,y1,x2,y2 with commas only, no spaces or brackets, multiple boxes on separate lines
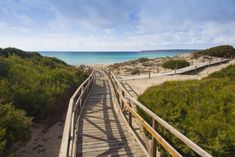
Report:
77,71,146,157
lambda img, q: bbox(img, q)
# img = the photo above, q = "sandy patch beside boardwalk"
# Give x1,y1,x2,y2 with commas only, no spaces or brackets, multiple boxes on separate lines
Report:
125,59,235,95
108,53,215,76
15,119,65,157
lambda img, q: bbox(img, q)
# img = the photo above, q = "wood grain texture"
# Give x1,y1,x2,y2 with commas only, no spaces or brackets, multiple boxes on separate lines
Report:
107,69,213,157
76,71,146,157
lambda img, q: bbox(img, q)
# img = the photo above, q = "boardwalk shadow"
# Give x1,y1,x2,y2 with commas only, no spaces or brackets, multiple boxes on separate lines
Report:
77,71,134,157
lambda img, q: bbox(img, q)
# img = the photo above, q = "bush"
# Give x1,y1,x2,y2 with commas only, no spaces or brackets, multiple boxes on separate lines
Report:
0,128,6,155
130,69,140,75
137,57,149,63
1,56,87,118
0,103,32,156
0,48,88,118
0,59,10,77
138,64,235,156
207,64,235,82
0,47,41,58
196,45,235,58
0,48,88,155
142,62,155,67
162,59,190,69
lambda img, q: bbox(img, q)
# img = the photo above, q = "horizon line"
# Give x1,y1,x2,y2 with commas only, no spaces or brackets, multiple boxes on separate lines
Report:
37,49,201,52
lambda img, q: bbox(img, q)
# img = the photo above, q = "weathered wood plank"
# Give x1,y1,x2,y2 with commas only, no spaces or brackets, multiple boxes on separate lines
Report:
79,146,145,157
76,71,146,157
106,69,213,157
59,71,95,157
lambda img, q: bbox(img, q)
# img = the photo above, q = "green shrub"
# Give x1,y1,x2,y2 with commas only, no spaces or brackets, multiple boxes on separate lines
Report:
0,49,88,118
0,103,32,156
206,64,235,82
0,47,41,58
137,57,149,63
142,62,155,67
0,59,10,77
162,59,190,69
0,128,6,156
196,45,235,58
0,48,88,155
130,69,140,75
138,64,235,156
0,56,87,118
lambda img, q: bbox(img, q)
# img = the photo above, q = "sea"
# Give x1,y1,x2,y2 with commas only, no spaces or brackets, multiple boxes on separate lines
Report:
39,50,196,65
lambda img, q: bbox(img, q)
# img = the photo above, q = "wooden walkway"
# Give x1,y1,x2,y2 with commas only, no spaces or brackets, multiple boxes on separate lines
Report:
59,69,213,157
119,59,230,81
76,71,146,156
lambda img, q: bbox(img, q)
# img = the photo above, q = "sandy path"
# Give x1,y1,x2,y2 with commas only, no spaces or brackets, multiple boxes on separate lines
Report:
15,120,65,157
125,59,235,95
119,59,229,81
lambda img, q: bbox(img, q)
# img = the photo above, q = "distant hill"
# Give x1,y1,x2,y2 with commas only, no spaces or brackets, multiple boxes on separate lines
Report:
142,45,235,59
0,47,41,58
196,45,235,58
141,49,199,53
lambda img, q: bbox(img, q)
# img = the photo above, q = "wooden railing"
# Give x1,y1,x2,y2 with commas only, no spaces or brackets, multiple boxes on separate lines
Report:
105,69,213,157
59,71,95,157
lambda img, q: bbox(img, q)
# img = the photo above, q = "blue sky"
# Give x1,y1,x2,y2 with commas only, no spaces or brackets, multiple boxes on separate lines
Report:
0,0,235,51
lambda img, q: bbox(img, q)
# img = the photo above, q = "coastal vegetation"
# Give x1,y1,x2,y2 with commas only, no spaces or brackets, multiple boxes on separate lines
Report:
162,59,190,69
0,103,32,155
109,57,157,75
138,64,235,156
207,64,235,81
196,45,235,58
137,57,150,62
0,48,88,155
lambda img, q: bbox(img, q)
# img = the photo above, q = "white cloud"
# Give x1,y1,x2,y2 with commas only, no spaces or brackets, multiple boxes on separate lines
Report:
0,0,235,50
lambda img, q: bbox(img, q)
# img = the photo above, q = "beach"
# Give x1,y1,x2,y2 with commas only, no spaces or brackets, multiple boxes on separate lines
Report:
119,59,235,95
105,53,235,95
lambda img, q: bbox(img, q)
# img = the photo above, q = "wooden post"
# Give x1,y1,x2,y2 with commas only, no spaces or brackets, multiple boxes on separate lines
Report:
174,63,177,74
128,99,132,127
149,71,151,78
79,98,82,112
195,66,197,74
151,119,157,157
117,93,120,104
121,100,124,110
122,90,125,97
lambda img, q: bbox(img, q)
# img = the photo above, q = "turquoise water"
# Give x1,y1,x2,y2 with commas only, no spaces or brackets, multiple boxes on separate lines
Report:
39,50,195,65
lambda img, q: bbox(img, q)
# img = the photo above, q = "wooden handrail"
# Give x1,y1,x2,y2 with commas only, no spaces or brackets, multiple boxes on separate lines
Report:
105,69,213,157
59,71,95,157
114,86,182,157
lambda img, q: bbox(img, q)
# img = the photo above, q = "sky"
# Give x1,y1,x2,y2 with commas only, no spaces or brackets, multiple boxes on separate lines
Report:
0,0,235,51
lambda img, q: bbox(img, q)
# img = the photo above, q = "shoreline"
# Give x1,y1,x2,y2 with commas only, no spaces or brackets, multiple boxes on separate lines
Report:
72,51,194,67
72,52,194,67
40,50,196,66
74,53,235,95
